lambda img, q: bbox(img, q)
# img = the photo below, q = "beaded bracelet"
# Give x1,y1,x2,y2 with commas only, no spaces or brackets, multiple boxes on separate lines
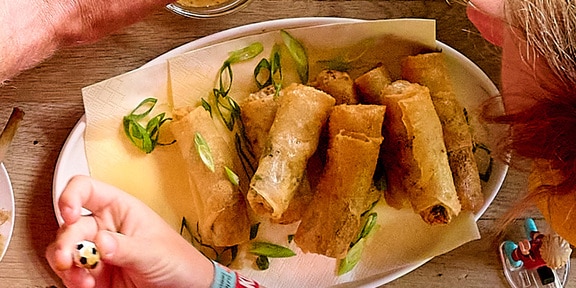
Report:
211,261,261,288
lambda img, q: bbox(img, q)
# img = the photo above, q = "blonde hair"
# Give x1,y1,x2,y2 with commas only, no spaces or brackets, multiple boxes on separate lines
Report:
505,0,576,88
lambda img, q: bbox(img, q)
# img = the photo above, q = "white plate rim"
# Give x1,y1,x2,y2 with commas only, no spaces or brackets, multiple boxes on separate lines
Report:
0,163,15,262
52,17,507,287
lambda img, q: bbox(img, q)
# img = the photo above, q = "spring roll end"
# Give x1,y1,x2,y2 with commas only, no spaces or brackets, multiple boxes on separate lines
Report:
420,204,454,225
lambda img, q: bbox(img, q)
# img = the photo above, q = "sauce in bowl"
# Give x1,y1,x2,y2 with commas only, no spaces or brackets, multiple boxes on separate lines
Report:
176,0,229,7
167,0,253,18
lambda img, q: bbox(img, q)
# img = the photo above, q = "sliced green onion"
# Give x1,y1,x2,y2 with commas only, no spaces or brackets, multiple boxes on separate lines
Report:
280,30,308,84
317,56,353,72
224,166,240,186
250,242,296,258
253,44,283,96
226,42,264,64
250,223,260,240
254,58,272,89
201,98,212,116
337,238,366,275
194,132,215,172
255,255,270,270
358,213,378,240
123,98,173,154
338,212,379,274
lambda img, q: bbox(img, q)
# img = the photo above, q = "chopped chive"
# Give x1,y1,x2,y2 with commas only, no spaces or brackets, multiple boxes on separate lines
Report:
194,132,215,172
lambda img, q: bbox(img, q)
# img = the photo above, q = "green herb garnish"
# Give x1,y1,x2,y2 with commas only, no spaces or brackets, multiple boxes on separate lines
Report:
280,30,308,84
224,166,240,186
337,238,366,275
254,44,283,96
317,56,353,72
201,98,212,116
250,242,296,258
250,223,260,240
180,217,238,266
358,213,377,240
122,98,173,154
337,212,379,275
256,255,270,270
194,132,215,172
473,142,493,182
213,43,263,131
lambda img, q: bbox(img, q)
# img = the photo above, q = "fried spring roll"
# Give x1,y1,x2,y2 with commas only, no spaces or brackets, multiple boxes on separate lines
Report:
380,80,461,225
240,85,314,224
354,65,393,104
401,52,483,213
171,107,250,247
241,86,279,158
295,105,384,258
247,84,335,220
311,70,359,105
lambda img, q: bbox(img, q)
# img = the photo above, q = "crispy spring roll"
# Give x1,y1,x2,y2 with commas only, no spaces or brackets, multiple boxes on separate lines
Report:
247,84,336,220
241,85,279,158
171,107,250,247
295,105,385,258
240,85,315,224
311,70,359,105
380,80,461,225
401,52,483,213
354,65,393,104
327,104,385,139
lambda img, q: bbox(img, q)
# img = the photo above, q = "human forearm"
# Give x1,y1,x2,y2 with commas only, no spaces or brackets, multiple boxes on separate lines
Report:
0,0,174,83
0,0,59,82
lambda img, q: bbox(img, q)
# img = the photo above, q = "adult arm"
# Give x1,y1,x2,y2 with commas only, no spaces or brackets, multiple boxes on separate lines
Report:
0,0,173,83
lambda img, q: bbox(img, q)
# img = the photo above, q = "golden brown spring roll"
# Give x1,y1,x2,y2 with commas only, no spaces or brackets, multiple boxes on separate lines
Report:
240,85,279,158
171,106,250,247
247,83,335,220
240,86,315,224
327,104,385,139
354,65,393,104
311,70,359,105
295,105,384,258
380,80,461,225
401,52,483,213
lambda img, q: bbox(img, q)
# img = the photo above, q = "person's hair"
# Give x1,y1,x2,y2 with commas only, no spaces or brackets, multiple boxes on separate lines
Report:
488,0,576,234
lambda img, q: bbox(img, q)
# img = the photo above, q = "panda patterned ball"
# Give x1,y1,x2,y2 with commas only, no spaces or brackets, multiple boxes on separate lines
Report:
73,240,100,269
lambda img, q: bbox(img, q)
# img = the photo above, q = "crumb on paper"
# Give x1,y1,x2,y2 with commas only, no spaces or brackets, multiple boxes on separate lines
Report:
0,209,9,225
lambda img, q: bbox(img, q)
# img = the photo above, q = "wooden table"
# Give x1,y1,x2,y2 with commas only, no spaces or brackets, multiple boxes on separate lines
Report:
1,0,571,287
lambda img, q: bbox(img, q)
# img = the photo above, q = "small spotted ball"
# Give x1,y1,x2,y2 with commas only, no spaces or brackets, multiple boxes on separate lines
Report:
73,241,100,269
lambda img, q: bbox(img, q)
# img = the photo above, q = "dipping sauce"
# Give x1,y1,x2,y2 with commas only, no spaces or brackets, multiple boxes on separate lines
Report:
177,0,229,7
167,0,253,18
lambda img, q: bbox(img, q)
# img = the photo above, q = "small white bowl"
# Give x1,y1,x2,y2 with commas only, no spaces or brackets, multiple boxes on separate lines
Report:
166,0,253,18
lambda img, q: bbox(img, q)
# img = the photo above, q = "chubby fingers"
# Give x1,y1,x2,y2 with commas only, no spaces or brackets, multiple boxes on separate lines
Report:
59,175,127,225
46,217,101,288
46,217,99,270
46,242,96,288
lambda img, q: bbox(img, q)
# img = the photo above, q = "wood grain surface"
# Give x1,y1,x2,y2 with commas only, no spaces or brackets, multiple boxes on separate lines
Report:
0,0,569,287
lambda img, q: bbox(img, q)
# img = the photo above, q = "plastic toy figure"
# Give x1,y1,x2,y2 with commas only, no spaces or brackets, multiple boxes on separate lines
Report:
500,218,572,288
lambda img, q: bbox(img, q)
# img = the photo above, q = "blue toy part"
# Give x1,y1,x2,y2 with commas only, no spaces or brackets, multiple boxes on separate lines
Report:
525,218,538,238
504,240,523,268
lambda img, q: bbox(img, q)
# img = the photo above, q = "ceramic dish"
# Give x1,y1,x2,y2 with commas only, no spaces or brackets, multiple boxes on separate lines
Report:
0,163,15,262
53,17,507,287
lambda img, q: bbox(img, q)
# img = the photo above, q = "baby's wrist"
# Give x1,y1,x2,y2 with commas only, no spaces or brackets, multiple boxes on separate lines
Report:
211,261,261,288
